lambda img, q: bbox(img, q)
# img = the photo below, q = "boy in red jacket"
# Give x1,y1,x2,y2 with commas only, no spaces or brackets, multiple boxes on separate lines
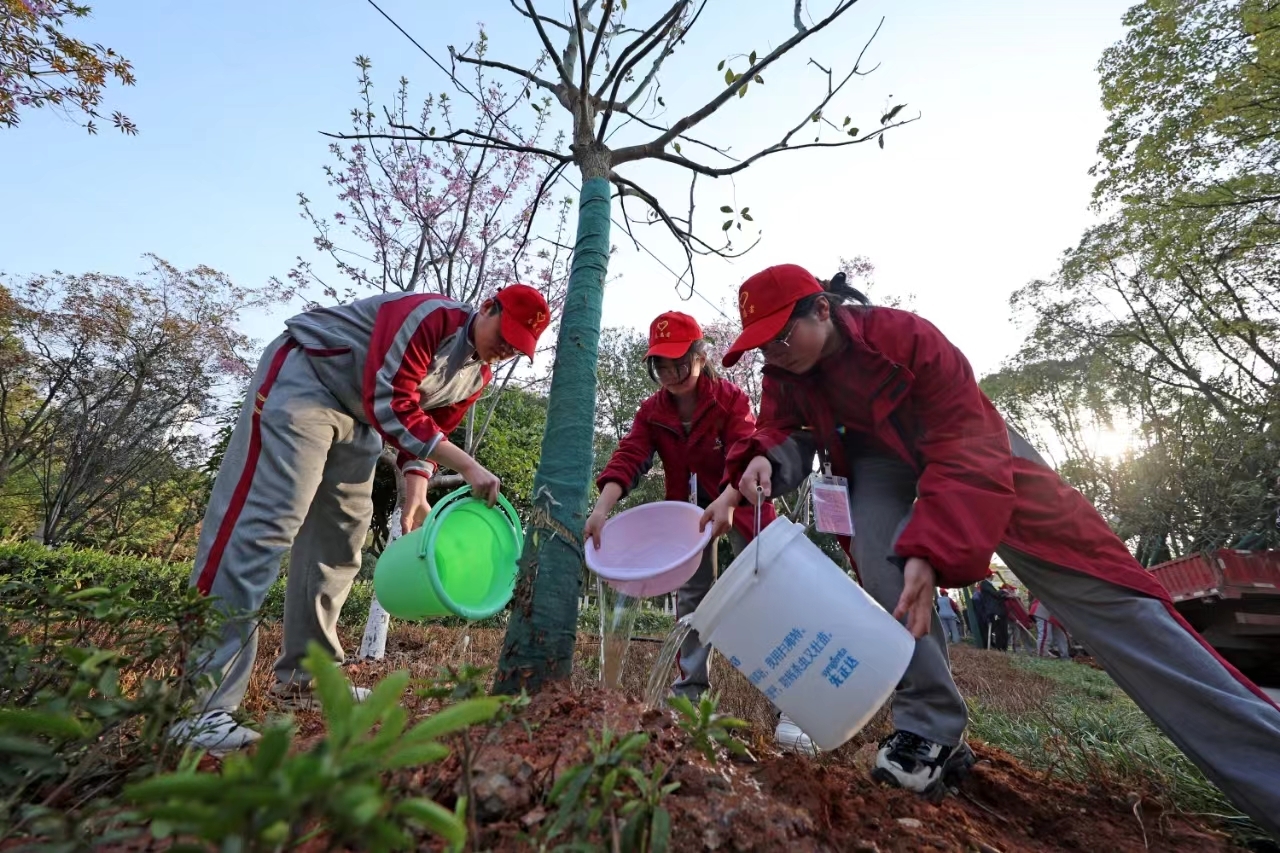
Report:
173,285,550,752
702,264,1280,830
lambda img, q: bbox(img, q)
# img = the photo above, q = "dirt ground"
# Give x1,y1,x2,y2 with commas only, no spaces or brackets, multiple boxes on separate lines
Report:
219,623,1256,852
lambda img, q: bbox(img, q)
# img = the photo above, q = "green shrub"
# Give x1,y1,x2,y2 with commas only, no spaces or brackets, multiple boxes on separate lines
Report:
0,543,379,630
0,578,220,846
126,643,502,852
578,605,675,636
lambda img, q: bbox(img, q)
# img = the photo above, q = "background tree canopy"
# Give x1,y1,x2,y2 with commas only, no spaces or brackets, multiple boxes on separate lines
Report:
986,0,1280,563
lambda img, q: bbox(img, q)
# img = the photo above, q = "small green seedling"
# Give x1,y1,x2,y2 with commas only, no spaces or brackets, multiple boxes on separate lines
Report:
543,728,679,853
668,692,753,764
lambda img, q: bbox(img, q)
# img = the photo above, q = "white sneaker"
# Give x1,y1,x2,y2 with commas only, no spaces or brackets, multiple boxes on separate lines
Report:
168,710,261,753
270,680,370,711
774,713,816,754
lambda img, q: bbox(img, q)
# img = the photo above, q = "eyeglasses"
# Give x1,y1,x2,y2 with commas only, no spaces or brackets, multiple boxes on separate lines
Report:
761,319,798,361
652,357,692,379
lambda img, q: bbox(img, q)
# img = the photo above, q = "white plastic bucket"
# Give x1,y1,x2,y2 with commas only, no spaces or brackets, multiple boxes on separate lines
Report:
687,519,914,751
585,501,714,597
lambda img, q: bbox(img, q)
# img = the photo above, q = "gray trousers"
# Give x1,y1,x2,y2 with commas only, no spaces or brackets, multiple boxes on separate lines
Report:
850,456,970,746
673,529,747,700
852,453,1280,835
1035,615,1069,658
939,616,961,643
1000,545,1280,838
189,335,380,713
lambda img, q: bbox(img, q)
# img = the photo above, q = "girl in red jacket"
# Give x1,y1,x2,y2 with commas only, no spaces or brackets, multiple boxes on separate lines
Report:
702,264,1280,828
585,311,809,752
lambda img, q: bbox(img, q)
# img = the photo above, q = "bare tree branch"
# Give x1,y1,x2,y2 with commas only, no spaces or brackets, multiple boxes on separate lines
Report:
613,0,864,164
794,0,807,32
596,0,691,144
622,0,707,107
585,0,617,91
610,171,762,295
626,17,907,177
523,0,575,88
514,159,572,272
563,0,598,93
594,1,688,108
450,48,566,104
508,0,570,32
327,124,571,163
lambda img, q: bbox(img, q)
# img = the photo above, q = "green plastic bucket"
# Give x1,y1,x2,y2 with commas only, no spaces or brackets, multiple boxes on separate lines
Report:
373,486,523,621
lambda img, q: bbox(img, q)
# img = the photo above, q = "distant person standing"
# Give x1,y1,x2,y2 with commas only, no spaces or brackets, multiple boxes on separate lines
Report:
1031,598,1070,659
936,589,961,643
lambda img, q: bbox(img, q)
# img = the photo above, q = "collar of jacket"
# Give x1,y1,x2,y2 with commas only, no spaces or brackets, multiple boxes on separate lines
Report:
460,309,482,364
763,307,916,426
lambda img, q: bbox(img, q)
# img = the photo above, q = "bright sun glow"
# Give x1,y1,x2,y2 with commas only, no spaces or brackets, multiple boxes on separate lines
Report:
1090,427,1134,461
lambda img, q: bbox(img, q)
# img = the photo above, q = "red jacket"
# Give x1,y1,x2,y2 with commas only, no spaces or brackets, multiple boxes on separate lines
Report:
285,292,491,479
725,306,1168,600
599,374,777,542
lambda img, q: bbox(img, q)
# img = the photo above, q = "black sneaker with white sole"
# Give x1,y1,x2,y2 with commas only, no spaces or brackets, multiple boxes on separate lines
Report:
871,730,975,802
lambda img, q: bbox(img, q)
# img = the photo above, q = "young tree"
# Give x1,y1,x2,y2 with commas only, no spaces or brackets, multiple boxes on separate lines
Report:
0,0,136,133
341,0,913,691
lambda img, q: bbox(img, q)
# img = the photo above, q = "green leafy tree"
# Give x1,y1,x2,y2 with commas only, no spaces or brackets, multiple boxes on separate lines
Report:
1094,0,1280,245
0,0,137,133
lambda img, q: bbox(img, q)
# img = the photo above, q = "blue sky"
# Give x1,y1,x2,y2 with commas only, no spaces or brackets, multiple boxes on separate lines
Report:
1,0,1132,377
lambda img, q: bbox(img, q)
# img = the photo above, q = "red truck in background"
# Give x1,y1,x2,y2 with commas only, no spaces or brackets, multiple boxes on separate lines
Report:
1147,550,1280,683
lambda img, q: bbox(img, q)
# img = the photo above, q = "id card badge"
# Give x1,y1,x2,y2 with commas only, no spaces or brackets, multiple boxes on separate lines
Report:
689,473,698,504
810,469,854,537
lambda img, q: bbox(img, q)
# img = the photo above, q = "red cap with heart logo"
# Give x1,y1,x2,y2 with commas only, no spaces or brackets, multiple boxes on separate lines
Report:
644,311,703,359
495,284,551,359
722,264,823,367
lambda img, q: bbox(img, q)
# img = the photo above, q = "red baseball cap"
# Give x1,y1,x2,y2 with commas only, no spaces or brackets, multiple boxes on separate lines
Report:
494,284,551,359
722,264,823,367
645,311,702,359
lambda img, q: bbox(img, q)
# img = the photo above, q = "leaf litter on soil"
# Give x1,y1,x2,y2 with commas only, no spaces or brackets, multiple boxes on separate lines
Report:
141,624,1247,852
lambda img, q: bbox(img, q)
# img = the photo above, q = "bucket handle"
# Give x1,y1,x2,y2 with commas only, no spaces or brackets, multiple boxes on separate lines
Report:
420,487,524,622
753,485,763,575
416,485,524,559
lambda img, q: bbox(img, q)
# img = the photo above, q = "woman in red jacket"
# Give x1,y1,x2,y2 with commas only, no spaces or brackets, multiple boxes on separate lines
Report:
701,264,1280,828
586,311,809,752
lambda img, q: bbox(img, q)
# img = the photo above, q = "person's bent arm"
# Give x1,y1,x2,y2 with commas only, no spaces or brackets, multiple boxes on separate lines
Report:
427,439,500,506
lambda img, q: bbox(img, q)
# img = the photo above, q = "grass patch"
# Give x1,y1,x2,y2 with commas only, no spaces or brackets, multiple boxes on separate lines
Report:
968,655,1265,844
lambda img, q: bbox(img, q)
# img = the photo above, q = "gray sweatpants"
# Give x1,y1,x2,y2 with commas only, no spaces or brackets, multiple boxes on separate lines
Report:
673,529,747,700
999,545,1280,838
855,454,1280,835
849,456,970,746
189,335,381,713
1035,615,1069,658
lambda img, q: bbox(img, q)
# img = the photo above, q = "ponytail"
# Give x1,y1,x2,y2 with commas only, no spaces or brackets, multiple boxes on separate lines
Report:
790,270,871,319
690,339,719,380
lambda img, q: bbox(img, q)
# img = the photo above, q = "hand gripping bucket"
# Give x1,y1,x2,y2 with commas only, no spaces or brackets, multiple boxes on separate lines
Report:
686,517,915,751
585,501,714,598
373,486,523,621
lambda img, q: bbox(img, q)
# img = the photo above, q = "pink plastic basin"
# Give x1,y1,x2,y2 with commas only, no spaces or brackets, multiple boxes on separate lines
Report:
585,501,714,597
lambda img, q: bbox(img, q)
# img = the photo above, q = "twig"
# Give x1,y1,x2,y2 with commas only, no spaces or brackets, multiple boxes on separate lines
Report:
508,0,570,31
637,18,906,178
524,0,575,88
612,0,865,164
328,124,570,163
